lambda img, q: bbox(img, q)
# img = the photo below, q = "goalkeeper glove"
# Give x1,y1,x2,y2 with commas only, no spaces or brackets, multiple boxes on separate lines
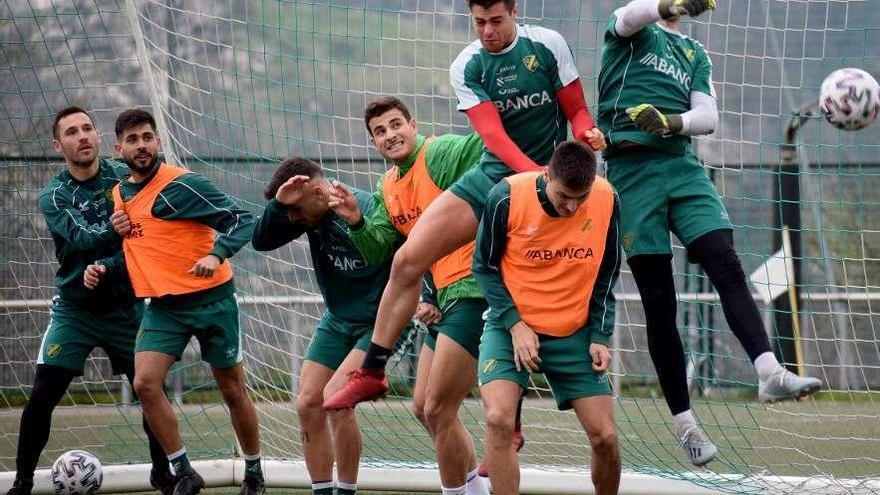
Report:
659,0,716,19
626,104,683,137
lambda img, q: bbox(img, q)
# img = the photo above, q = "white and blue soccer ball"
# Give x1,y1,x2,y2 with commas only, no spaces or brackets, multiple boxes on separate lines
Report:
51,450,103,495
820,68,880,130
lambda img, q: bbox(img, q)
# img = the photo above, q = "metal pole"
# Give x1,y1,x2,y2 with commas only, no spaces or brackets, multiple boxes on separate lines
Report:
774,103,812,373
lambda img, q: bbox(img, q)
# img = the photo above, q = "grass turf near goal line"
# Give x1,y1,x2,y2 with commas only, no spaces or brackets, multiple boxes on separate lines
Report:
2,398,879,494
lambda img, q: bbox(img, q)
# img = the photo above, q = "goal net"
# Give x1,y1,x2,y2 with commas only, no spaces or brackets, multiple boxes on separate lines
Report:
1,1,878,494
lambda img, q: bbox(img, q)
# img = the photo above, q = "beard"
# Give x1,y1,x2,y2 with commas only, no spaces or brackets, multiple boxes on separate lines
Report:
67,146,99,169
69,157,97,169
124,152,159,175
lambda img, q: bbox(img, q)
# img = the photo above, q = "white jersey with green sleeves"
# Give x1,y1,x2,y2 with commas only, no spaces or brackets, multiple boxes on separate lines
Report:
451,24,578,181
597,13,716,155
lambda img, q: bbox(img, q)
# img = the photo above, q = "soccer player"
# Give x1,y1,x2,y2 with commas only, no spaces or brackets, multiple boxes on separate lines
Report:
84,109,263,495
251,157,397,495
596,0,822,466
325,0,605,416
473,141,621,495
326,96,491,494
5,107,173,495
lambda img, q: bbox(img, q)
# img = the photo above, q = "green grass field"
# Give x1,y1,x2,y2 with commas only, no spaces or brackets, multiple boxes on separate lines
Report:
1,396,878,493
123,491,410,495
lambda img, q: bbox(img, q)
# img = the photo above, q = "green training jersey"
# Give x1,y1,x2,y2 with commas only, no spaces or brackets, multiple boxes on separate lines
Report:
451,24,578,180
38,158,137,309
252,186,392,324
348,133,484,308
597,15,715,155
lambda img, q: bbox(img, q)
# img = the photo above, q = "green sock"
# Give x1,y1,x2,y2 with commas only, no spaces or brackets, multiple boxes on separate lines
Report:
336,481,357,495
168,449,194,476
244,455,263,481
312,480,333,495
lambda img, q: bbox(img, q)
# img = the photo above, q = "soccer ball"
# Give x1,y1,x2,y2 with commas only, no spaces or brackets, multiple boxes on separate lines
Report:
819,68,880,130
51,450,103,495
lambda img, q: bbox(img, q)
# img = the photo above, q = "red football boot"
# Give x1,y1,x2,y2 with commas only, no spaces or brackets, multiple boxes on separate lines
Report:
323,368,389,410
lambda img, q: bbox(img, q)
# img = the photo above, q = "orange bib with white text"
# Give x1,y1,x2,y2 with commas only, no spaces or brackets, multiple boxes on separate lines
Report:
381,139,475,290
111,163,233,298
501,172,614,337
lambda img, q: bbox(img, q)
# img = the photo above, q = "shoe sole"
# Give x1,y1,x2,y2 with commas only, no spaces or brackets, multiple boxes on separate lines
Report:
760,382,821,404
173,484,204,495
173,476,205,495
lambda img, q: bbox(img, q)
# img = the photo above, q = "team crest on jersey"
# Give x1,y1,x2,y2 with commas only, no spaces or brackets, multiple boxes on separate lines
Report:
622,233,634,253
522,54,539,72
581,218,592,232
482,359,497,374
684,48,695,61
47,344,62,358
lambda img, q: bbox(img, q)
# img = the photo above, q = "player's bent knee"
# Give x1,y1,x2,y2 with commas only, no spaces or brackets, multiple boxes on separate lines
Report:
717,251,747,280
29,382,60,405
218,379,248,406
390,246,428,285
411,402,427,428
132,376,164,401
25,391,56,412
588,425,618,455
424,399,456,430
296,391,323,417
484,407,515,441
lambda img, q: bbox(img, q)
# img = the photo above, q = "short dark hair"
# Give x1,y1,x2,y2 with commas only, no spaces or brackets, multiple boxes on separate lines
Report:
115,108,157,139
467,0,515,11
363,96,412,135
264,156,324,200
52,106,94,139
548,141,596,190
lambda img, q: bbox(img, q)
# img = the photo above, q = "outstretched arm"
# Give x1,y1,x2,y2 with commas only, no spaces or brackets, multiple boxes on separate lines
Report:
154,173,254,261
251,199,308,251
452,43,543,172
556,79,606,151
464,102,543,173
613,0,664,38
613,0,715,38
330,179,404,266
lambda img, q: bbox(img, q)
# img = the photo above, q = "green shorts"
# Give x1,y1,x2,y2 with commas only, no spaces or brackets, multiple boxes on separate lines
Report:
38,296,144,376
304,311,373,370
450,166,506,219
478,320,611,410
423,298,488,359
606,150,732,259
135,294,242,369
